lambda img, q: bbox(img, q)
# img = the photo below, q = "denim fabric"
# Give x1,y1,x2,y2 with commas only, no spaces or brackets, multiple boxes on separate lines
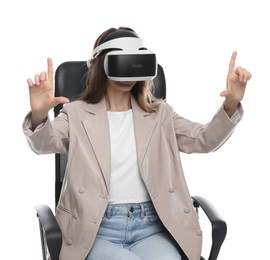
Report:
86,201,182,260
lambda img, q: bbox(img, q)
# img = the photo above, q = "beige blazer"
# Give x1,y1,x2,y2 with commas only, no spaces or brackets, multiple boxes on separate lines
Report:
23,96,242,260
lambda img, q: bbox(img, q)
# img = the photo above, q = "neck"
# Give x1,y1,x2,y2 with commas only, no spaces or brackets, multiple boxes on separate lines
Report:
106,92,131,112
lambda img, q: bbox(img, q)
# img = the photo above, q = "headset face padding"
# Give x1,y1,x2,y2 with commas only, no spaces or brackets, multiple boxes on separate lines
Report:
89,30,157,81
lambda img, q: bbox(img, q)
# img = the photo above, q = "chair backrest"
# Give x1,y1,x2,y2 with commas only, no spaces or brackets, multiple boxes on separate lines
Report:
54,61,166,207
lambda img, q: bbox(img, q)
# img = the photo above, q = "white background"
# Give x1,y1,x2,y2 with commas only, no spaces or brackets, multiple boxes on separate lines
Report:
1,0,269,259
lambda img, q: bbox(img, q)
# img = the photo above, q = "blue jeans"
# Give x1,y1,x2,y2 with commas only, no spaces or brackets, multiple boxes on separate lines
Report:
85,201,182,260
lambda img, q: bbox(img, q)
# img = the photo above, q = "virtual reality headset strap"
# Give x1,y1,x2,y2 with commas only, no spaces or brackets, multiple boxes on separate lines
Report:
91,37,146,60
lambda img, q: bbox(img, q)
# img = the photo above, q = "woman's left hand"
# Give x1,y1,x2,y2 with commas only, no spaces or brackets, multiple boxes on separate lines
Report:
220,51,252,116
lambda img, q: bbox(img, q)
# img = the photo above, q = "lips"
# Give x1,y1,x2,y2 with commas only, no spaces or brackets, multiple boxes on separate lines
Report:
115,81,134,86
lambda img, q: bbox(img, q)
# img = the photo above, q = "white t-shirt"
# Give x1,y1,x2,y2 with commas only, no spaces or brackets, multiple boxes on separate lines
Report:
107,109,150,204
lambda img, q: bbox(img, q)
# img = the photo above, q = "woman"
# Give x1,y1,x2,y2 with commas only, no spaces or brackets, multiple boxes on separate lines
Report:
23,27,252,260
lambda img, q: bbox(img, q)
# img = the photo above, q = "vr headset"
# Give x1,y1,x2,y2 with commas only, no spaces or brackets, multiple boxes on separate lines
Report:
88,37,157,81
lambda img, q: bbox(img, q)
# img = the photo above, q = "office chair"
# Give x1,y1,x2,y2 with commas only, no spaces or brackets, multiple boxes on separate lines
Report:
35,61,227,260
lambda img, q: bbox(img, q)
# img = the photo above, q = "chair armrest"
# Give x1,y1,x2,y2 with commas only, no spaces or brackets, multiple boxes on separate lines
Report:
192,196,227,260
34,204,62,260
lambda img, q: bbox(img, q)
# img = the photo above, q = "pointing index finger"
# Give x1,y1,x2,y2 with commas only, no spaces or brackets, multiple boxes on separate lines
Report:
228,51,237,74
47,57,53,81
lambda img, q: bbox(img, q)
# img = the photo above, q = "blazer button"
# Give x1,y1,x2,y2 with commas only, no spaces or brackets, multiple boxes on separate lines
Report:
67,238,73,245
168,187,174,193
73,212,78,219
197,229,203,236
184,208,190,214
78,188,85,194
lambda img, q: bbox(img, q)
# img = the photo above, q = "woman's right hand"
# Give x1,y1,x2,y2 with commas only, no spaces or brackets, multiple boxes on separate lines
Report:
27,58,69,128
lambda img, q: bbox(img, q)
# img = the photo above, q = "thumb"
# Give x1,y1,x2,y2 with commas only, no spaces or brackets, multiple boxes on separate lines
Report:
220,89,230,97
52,96,70,107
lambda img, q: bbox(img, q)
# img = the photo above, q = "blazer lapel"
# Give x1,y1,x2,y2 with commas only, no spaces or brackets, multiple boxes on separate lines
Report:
131,97,158,168
81,98,111,193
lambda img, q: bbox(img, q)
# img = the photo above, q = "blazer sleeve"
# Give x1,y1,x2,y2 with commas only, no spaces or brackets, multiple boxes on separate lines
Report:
22,110,69,155
172,103,244,154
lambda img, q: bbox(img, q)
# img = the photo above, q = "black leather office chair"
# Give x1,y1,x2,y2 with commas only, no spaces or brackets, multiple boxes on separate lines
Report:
35,61,227,260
